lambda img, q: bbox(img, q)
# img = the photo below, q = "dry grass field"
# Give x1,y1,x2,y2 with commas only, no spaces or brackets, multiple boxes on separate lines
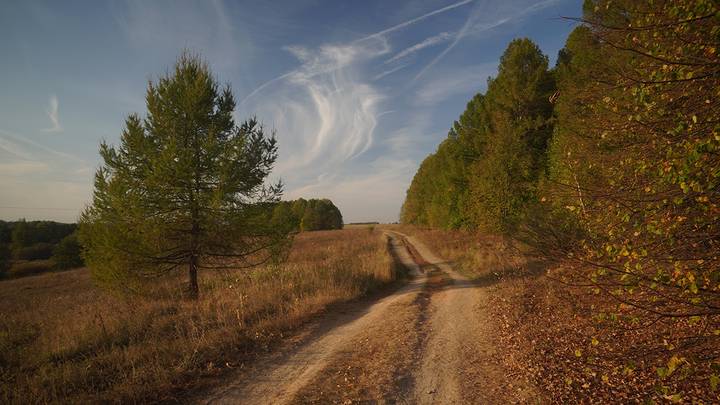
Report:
5,259,56,278
0,228,396,404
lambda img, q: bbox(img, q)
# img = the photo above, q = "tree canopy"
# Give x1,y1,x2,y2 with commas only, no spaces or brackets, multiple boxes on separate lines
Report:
79,53,289,297
401,38,554,232
271,198,343,232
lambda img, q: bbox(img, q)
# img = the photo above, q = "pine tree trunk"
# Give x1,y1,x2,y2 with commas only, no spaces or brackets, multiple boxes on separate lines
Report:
188,216,200,299
188,253,199,299
188,204,200,299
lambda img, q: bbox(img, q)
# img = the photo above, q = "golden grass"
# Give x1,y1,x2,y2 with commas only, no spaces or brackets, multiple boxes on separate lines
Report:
6,259,55,278
0,228,395,404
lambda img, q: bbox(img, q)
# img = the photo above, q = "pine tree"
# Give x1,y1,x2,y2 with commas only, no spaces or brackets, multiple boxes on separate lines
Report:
79,53,288,298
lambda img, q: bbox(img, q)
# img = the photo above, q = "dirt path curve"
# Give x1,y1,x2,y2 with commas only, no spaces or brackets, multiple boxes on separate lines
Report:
201,231,522,404
201,233,427,404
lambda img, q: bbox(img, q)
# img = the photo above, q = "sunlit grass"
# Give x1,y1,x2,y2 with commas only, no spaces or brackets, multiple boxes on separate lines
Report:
0,228,395,404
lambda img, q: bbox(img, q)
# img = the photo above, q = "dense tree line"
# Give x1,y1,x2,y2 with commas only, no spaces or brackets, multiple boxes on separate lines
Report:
271,198,343,232
0,219,76,260
0,219,76,247
401,38,554,232
402,0,719,393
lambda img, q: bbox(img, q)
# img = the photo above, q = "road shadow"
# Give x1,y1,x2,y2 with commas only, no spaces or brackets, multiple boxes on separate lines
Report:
407,255,552,291
449,258,552,289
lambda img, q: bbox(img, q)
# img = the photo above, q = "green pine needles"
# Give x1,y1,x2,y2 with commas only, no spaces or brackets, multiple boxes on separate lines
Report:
79,53,289,298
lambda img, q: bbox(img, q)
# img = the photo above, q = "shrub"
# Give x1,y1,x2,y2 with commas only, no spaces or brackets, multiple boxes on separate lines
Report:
52,233,84,270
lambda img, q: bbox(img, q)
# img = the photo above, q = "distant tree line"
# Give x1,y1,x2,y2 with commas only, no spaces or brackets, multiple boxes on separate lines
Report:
0,219,84,276
271,198,343,232
402,0,719,391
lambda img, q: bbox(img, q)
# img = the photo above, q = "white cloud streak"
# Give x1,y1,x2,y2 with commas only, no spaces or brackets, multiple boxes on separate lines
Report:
414,17,508,81
414,0,561,81
385,31,452,64
356,0,473,42
0,129,77,160
42,95,62,132
373,63,410,81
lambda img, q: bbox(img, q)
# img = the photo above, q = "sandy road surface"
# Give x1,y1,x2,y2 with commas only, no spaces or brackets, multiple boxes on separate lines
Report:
201,231,527,404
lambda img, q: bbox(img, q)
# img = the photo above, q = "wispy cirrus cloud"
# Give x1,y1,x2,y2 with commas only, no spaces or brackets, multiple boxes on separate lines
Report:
252,38,388,176
0,129,76,160
241,0,474,106
239,1,479,222
242,0,473,175
42,95,62,132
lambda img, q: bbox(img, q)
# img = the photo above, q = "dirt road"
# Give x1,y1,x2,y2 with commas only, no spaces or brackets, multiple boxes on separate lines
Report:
202,231,528,404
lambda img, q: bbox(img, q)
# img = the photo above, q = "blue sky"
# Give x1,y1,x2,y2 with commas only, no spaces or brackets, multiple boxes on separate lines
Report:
0,0,581,223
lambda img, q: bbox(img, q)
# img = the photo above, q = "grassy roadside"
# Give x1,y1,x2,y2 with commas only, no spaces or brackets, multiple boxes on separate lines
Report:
0,228,396,404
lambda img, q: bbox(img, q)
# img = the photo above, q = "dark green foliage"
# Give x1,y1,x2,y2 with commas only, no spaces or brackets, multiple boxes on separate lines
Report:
0,221,11,244
271,198,343,232
13,243,54,261
401,38,554,232
52,233,84,270
469,39,554,232
0,243,10,278
79,53,289,297
6,219,76,253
